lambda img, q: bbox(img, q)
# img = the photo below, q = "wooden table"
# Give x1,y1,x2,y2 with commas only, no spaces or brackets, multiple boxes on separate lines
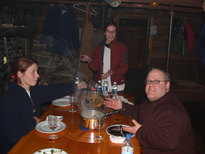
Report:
9,103,142,154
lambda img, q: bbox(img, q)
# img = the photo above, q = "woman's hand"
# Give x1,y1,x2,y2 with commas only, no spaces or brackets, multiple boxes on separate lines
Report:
80,55,92,63
104,95,122,110
33,116,40,123
123,119,142,135
101,70,113,79
77,81,87,89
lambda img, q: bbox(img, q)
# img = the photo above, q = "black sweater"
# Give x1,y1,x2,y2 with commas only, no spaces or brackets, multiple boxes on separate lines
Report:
0,82,74,154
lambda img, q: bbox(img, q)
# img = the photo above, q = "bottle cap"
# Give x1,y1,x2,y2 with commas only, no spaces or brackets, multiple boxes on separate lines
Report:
126,133,132,140
75,77,80,84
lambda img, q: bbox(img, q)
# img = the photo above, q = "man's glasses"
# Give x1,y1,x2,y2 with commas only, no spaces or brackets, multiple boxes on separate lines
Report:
145,80,168,85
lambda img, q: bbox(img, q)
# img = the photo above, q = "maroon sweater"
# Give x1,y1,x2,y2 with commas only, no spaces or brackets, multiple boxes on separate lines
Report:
88,40,128,85
122,92,197,154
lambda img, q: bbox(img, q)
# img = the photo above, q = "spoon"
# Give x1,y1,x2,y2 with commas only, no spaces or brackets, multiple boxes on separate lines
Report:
119,125,125,137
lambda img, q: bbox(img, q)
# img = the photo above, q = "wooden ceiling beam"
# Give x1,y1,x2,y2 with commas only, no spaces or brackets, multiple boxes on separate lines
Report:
12,0,203,7
11,0,104,5
122,0,202,7
120,3,202,13
11,0,203,13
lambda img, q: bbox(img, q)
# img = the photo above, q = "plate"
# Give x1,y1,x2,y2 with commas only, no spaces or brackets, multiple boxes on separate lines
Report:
33,148,68,154
106,124,134,137
52,96,71,107
35,121,66,133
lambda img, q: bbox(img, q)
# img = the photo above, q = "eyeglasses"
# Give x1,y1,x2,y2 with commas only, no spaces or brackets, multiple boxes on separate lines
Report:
106,30,116,34
145,80,168,85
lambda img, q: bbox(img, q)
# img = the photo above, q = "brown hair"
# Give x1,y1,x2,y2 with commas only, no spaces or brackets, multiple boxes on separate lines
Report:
104,21,118,34
12,57,37,84
148,68,171,81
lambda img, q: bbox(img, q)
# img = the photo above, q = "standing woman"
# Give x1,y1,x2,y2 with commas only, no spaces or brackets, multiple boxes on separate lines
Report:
0,57,86,153
81,21,128,92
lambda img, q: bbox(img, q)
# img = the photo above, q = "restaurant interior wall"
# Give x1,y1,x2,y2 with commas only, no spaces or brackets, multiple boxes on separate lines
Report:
1,2,205,153
0,2,205,103
110,6,205,102
0,4,35,96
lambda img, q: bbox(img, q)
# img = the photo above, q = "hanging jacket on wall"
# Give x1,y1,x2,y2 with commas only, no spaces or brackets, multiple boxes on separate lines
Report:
41,6,80,55
171,19,185,54
81,18,94,80
172,19,196,54
195,23,205,63
184,21,196,53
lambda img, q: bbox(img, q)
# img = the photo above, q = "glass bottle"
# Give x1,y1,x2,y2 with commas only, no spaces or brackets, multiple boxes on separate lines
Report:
112,82,118,99
96,80,102,93
102,81,109,97
121,133,134,154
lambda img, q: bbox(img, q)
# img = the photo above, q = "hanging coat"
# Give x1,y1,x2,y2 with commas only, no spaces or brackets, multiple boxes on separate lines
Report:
41,6,80,55
195,23,205,63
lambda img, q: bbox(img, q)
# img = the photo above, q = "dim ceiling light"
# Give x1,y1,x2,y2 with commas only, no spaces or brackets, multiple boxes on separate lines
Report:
151,2,159,7
105,0,122,7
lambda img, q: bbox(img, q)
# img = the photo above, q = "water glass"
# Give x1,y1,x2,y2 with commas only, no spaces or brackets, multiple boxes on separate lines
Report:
69,96,76,112
48,115,58,140
95,117,103,140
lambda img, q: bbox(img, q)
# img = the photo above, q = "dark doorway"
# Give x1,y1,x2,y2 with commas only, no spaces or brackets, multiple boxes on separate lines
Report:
118,17,149,103
118,18,149,69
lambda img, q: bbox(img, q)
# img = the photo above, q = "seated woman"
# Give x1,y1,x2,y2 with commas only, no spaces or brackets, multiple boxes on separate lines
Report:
0,57,86,154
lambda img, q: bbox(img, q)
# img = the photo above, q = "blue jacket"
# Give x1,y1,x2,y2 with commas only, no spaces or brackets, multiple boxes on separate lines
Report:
0,82,74,153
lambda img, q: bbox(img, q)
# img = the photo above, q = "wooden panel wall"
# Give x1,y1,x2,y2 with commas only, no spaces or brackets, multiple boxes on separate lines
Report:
1,3,204,82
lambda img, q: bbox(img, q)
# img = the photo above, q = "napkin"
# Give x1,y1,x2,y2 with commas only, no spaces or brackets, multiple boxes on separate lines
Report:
119,96,134,105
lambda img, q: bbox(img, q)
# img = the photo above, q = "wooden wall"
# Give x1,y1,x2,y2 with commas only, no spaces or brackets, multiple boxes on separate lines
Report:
1,2,205,82
13,3,203,68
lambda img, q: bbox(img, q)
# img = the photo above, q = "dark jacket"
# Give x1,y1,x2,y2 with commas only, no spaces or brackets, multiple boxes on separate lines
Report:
41,6,79,54
0,82,74,154
195,23,205,63
88,40,128,85
121,92,197,154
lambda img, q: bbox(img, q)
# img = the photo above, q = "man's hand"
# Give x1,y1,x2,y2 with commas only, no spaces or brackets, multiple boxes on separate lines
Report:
104,95,122,110
123,119,142,135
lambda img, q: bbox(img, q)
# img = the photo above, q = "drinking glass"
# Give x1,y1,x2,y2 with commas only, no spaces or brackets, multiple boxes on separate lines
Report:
95,117,103,140
69,96,76,112
48,115,58,140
